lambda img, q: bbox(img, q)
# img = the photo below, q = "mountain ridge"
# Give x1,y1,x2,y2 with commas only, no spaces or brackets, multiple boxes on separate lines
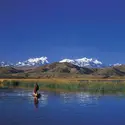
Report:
0,62,125,78
0,56,123,68
59,57,104,68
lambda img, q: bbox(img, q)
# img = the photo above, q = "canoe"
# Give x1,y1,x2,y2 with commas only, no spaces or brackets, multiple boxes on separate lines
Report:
33,93,41,98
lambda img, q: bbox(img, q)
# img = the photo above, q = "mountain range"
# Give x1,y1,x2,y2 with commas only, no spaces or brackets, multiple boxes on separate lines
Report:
0,57,49,67
0,61,125,79
0,56,124,79
60,58,104,68
0,57,122,68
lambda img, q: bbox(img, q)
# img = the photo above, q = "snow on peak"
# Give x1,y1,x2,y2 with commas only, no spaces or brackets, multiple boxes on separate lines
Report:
0,61,13,67
16,57,49,67
113,63,122,66
60,59,74,63
0,56,124,68
60,57,103,68
76,58,102,64
93,59,102,65
27,57,49,63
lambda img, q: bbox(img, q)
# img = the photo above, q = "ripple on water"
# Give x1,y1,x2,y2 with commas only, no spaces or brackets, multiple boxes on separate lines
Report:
60,92,99,107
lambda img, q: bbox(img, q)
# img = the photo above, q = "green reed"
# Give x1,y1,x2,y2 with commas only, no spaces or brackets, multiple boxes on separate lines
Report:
1,80,125,94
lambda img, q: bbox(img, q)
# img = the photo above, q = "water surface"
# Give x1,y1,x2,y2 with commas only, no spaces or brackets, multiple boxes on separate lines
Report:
0,89,125,125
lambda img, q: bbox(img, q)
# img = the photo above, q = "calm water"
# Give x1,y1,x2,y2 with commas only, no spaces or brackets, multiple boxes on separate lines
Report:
0,89,125,125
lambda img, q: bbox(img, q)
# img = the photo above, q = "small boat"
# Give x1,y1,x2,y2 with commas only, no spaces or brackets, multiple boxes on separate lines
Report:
33,93,41,98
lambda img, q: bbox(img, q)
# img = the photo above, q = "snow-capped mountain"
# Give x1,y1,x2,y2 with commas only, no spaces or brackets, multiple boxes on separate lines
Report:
16,57,49,67
60,57,104,68
112,63,122,67
0,61,13,67
0,57,124,68
0,57,49,67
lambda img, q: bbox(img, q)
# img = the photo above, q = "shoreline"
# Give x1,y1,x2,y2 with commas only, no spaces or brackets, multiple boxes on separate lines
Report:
1,78,125,93
0,78,125,84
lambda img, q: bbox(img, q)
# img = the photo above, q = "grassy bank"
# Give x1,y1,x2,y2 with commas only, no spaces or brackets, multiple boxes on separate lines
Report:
0,78,125,93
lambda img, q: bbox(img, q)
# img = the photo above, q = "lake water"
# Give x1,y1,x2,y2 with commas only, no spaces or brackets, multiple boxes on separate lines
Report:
0,89,125,125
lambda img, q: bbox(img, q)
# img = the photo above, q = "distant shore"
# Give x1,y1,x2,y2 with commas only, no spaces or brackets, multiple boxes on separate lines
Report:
1,78,125,84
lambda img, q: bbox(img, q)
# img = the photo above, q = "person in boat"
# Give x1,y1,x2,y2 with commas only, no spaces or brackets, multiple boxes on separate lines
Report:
34,83,39,96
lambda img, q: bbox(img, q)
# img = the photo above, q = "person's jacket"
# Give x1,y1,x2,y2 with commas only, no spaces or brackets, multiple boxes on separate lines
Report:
34,84,39,93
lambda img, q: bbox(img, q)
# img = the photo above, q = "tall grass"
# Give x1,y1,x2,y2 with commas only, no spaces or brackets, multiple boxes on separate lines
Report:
1,80,125,94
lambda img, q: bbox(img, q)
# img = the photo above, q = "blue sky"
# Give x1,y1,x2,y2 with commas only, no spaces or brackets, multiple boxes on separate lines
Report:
0,0,125,64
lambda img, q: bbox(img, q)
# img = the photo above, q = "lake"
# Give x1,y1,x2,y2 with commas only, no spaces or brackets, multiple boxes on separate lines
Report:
0,88,125,125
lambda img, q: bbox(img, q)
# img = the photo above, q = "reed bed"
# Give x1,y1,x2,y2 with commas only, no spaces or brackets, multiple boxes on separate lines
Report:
1,79,125,94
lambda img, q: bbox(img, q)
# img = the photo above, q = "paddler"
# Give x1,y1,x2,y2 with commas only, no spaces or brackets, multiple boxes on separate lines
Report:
34,83,39,96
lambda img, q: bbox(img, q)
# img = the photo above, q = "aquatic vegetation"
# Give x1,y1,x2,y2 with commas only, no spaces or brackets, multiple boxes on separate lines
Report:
1,79,125,94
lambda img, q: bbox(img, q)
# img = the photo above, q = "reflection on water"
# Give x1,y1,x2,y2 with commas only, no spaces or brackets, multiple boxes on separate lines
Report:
0,89,100,107
25,91,48,108
76,92,99,106
1,89,125,125
38,92,48,107
60,92,74,104
60,92,99,106
34,97,39,108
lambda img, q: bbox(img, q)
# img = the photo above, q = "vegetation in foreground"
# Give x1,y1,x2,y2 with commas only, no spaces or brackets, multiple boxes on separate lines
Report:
1,79,125,94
